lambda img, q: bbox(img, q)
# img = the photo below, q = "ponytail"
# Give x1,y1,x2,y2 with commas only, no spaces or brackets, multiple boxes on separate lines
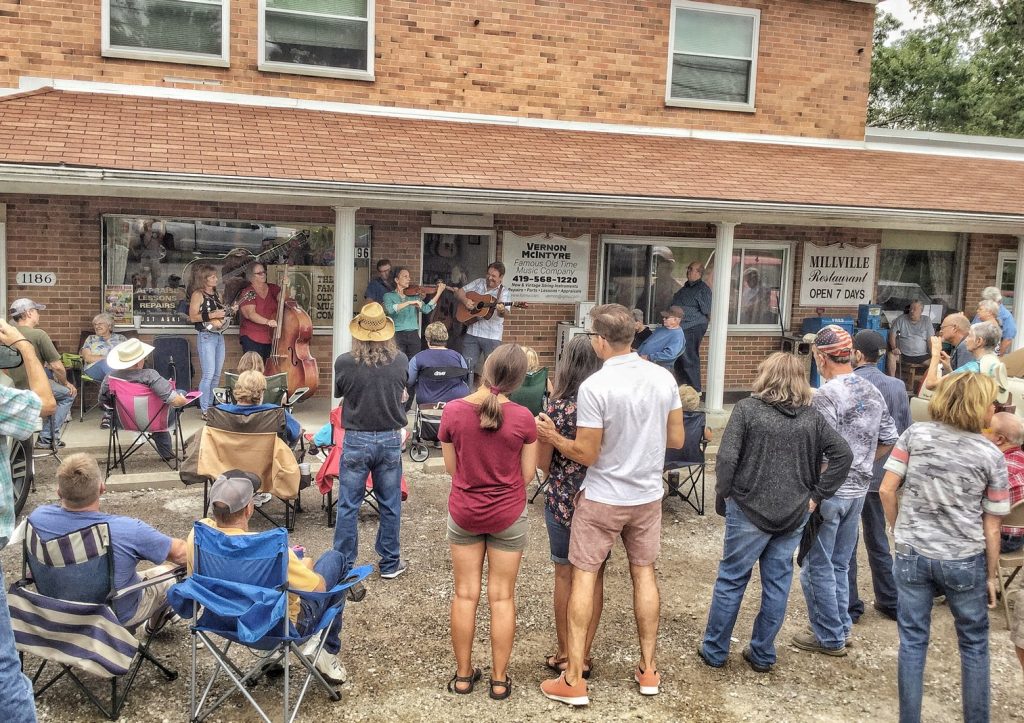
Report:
476,345,528,431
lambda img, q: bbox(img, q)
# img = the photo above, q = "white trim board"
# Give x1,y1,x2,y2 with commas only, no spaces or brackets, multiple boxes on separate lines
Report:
8,76,1024,163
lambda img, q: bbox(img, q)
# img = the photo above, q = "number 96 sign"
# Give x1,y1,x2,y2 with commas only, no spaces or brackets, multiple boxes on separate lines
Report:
16,271,56,286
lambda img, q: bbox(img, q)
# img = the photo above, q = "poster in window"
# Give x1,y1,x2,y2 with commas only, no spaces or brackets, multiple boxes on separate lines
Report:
103,285,134,325
503,233,590,303
799,242,877,307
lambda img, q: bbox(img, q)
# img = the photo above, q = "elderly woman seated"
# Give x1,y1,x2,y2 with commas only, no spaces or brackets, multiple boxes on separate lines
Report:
218,370,301,446
923,321,1003,392
80,312,129,428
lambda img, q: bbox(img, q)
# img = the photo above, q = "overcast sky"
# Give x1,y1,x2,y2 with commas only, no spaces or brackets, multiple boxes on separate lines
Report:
877,0,927,29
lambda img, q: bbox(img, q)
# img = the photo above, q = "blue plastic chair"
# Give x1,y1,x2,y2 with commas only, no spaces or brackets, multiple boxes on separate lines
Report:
168,523,372,723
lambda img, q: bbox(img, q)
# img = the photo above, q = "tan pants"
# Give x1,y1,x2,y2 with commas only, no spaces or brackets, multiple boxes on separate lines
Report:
123,563,178,630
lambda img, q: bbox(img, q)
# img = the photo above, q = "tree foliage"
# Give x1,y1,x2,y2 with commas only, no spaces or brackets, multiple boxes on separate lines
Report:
868,0,1024,138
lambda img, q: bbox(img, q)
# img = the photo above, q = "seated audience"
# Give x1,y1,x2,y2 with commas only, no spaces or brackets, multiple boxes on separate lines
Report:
79,312,128,384
637,306,686,372
407,322,470,406
522,345,554,397
101,338,191,461
28,453,186,631
887,301,933,377
186,470,353,685
936,313,972,374
678,384,712,443
974,286,1016,355
924,321,1004,392
218,369,301,446
631,308,652,351
236,351,265,374
983,412,1024,553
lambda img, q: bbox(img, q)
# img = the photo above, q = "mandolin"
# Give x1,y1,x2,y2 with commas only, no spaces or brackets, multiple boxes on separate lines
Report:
455,291,528,326
201,289,256,333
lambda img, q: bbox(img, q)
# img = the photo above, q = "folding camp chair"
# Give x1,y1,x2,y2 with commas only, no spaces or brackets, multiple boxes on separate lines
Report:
508,367,548,415
663,411,708,515
219,372,294,407
8,521,181,720
998,500,1024,628
167,523,372,723
105,377,198,478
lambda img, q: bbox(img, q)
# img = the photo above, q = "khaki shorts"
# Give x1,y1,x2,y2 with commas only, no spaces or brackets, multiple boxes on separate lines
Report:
123,563,178,629
1011,589,1024,649
447,510,528,553
568,492,661,573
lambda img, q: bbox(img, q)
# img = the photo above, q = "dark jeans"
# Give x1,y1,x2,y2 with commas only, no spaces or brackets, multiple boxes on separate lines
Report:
462,335,501,380
394,330,422,361
848,490,899,620
239,336,272,361
297,549,349,655
675,323,706,391
1002,533,1024,554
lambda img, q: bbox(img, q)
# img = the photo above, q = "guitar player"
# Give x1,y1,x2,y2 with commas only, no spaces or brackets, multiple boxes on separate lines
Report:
455,261,512,382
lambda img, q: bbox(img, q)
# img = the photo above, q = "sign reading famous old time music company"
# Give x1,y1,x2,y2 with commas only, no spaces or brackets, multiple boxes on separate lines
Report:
799,242,877,307
504,233,590,303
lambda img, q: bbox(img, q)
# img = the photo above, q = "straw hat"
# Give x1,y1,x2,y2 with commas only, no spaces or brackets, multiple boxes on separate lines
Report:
350,302,395,342
107,338,155,370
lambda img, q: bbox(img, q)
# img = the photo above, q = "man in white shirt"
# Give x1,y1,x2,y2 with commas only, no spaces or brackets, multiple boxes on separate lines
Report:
538,304,684,707
455,262,512,379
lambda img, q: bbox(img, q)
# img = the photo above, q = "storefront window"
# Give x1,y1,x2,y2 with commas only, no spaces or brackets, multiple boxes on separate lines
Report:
878,231,959,315
998,251,1017,306
101,215,370,329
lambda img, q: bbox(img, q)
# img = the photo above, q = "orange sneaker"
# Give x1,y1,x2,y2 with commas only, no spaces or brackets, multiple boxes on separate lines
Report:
634,665,660,695
540,672,589,706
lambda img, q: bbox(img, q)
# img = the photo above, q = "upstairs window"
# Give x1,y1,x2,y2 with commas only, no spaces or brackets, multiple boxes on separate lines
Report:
666,1,759,112
259,0,374,80
103,0,229,67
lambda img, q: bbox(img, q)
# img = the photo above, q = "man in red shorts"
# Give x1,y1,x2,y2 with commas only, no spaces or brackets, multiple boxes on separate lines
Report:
537,303,684,706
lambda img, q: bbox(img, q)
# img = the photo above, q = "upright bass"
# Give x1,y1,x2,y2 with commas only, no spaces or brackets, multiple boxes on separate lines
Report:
265,267,319,401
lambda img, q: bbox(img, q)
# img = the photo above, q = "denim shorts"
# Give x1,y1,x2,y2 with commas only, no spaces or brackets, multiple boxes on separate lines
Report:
447,509,528,552
544,506,571,565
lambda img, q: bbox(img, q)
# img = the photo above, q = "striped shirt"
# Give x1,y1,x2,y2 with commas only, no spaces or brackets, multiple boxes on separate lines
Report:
885,421,1010,559
0,385,43,546
1003,448,1024,537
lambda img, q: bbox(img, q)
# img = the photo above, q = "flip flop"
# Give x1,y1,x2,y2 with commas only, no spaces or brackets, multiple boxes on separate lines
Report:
489,675,512,701
446,667,482,694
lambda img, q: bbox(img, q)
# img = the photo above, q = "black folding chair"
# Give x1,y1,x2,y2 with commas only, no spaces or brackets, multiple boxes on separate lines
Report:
664,411,708,515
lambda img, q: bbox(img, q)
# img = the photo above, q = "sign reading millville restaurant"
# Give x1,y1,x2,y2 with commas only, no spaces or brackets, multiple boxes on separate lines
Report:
799,242,877,307
503,233,590,303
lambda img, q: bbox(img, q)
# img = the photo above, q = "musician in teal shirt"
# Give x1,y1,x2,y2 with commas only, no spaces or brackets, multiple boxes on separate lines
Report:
384,267,446,360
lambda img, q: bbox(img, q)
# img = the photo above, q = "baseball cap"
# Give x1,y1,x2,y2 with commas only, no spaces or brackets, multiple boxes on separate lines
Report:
208,470,262,514
814,325,853,360
853,330,886,359
9,298,45,316
660,305,685,320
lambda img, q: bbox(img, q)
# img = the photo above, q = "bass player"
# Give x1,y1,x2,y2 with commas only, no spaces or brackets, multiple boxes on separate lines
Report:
188,264,228,419
237,263,280,361
455,261,512,379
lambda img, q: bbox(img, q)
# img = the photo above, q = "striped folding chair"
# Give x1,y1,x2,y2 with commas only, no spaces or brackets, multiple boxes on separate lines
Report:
105,377,189,478
7,521,180,720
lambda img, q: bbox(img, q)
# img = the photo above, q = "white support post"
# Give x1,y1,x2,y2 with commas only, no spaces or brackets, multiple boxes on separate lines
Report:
1014,235,1024,352
705,222,737,415
0,203,7,314
332,206,359,405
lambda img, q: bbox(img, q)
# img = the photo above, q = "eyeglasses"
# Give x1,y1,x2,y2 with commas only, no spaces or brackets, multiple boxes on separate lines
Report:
253,271,267,276
583,332,604,340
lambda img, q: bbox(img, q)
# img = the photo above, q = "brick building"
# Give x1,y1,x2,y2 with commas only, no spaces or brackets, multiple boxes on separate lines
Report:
0,0,1022,411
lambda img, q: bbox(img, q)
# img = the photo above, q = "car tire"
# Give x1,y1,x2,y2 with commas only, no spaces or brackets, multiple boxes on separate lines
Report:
11,438,32,517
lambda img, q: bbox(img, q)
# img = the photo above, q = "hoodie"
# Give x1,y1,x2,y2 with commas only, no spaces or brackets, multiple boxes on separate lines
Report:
715,396,853,534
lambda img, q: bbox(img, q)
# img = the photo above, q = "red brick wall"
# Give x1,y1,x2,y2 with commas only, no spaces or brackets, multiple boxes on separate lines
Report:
965,233,1017,309
0,0,874,139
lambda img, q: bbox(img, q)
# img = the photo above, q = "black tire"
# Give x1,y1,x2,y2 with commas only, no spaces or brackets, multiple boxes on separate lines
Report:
11,438,32,518
409,443,429,463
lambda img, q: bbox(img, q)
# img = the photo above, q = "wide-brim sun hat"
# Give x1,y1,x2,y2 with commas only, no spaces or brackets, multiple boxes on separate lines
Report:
107,338,155,370
350,302,395,342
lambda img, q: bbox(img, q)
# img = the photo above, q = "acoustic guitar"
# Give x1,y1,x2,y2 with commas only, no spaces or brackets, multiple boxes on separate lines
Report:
455,291,528,326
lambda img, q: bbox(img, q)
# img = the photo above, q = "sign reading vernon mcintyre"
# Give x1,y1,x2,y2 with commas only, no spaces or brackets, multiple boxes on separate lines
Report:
799,242,877,307
503,233,590,303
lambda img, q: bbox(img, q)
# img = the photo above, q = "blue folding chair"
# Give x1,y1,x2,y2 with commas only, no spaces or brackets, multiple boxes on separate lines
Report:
168,522,371,723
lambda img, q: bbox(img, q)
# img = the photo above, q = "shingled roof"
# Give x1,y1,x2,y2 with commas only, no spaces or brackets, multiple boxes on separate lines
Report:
0,87,1022,218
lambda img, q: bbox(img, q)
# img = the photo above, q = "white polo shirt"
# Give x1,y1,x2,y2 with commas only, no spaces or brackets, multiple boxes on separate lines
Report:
577,352,681,506
461,278,512,341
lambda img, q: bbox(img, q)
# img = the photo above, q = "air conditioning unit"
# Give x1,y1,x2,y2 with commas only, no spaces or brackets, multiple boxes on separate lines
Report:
556,322,589,370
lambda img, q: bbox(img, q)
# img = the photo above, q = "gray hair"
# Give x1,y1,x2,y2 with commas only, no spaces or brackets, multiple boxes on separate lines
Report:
970,322,1001,351
977,299,1000,320
92,312,115,328
981,287,1002,304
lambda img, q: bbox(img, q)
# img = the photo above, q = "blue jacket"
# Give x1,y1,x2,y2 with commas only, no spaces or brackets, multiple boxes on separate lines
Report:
638,326,685,366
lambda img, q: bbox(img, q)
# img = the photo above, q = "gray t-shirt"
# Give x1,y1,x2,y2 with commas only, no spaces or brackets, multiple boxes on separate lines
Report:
891,314,933,357
99,368,176,406
884,422,1009,559
812,373,898,498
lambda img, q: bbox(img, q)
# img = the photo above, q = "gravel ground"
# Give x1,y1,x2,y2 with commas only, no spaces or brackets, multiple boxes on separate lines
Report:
8,451,1024,723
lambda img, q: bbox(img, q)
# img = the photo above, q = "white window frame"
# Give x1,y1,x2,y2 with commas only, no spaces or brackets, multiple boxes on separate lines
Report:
598,235,791,334
664,0,760,113
101,0,230,67
258,0,375,81
998,250,1017,295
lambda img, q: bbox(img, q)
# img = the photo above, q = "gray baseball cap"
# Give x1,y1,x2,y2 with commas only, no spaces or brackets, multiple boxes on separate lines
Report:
208,470,262,514
9,298,45,316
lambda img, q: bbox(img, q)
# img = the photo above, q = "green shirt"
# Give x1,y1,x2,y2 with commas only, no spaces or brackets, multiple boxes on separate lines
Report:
383,292,435,333
7,325,60,389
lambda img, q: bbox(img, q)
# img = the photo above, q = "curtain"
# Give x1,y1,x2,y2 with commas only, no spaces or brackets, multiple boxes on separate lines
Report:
878,249,909,283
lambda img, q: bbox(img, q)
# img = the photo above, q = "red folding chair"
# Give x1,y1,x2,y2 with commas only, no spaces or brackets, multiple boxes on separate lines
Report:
105,377,198,477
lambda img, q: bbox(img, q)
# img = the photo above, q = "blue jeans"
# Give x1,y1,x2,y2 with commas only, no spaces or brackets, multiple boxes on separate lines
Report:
701,500,806,667
0,566,37,722
894,547,990,723
544,506,571,566
297,550,349,656
40,379,72,444
332,430,403,575
848,490,899,619
196,332,225,413
800,495,865,649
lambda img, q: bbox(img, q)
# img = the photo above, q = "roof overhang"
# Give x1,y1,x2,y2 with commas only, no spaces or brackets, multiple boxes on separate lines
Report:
2,163,1021,235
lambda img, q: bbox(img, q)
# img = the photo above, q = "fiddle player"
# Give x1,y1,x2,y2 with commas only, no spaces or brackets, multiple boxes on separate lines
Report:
383,267,445,360
455,261,512,379
237,263,280,362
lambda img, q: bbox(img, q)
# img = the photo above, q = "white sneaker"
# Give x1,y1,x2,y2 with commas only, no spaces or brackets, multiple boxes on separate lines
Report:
301,638,346,684
252,493,272,508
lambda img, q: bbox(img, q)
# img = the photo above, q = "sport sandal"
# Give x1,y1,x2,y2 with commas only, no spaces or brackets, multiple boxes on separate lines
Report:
489,675,512,700
447,667,482,694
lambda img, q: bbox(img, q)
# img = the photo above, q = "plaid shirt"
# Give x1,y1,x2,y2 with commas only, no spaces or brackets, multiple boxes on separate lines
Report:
1003,448,1024,537
0,385,42,547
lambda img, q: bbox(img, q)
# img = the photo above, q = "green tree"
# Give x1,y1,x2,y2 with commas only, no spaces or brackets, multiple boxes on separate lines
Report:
868,1,1024,137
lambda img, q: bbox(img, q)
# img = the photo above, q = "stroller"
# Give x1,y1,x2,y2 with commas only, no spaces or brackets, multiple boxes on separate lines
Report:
407,363,471,462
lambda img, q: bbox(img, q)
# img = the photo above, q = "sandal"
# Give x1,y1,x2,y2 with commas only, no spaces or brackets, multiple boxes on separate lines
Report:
489,675,512,700
446,667,482,695
544,654,592,680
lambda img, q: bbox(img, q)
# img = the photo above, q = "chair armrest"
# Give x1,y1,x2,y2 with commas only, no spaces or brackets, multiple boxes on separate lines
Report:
288,564,374,606
61,352,83,370
110,564,187,603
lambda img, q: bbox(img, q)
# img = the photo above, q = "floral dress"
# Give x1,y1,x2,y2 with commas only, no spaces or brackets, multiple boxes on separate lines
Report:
544,395,588,527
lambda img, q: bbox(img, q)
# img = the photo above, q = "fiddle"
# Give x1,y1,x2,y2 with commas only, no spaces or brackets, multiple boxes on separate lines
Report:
403,281,446,297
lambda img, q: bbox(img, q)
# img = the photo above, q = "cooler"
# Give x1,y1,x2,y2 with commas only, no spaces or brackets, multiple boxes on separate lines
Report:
806,317,855,388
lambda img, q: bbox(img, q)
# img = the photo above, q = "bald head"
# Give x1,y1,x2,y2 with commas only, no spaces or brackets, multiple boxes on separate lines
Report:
941,313,970,343
990,412,1024,449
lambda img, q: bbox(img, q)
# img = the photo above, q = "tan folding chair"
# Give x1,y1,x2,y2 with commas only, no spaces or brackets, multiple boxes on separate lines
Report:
998,500,1024,629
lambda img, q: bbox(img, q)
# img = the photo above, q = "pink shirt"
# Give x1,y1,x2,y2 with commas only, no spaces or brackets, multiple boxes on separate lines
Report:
439,398,537,534
1003,448,1024,537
